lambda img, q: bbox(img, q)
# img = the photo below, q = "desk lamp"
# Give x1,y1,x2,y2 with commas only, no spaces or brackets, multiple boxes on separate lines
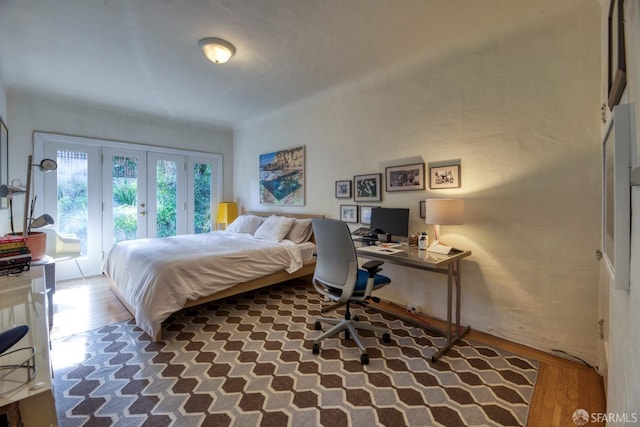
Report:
23,155,58,237
216,201,238,230
425,199,464,254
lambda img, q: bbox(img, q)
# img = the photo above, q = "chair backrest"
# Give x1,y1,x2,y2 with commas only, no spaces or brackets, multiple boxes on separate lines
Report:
311,218,359,297
42,228,81,257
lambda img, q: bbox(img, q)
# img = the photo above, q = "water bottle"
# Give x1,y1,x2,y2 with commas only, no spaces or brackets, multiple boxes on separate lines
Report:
418,232,428,250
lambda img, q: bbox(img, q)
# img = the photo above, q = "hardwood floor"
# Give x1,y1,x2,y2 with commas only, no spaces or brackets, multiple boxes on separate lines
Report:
52,276,606,426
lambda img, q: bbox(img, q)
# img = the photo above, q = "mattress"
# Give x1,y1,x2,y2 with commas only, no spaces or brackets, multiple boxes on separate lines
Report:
102,231,315,338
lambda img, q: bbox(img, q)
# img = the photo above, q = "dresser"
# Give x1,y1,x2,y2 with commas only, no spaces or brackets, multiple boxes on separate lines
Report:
0,267,57,426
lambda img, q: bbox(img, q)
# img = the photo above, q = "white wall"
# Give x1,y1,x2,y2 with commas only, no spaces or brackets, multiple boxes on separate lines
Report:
235,4,601,362
0,76,6,120
6,90,234,226
0,77,7,234
605,0,640,419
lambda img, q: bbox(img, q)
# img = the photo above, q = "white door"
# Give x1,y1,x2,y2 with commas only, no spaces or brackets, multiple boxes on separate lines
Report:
42,143,102,279
102,148,148,254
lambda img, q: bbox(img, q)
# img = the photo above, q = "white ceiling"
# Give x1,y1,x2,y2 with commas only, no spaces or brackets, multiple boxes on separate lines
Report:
0,0,578,128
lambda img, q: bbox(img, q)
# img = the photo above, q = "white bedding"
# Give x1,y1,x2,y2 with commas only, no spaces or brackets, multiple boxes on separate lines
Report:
102,231,315,338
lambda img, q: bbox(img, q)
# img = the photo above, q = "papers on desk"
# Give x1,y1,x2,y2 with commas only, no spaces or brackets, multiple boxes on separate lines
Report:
358,245,403,254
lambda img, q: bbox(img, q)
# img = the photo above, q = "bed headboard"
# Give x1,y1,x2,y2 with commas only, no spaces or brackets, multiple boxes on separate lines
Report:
243,210,325,219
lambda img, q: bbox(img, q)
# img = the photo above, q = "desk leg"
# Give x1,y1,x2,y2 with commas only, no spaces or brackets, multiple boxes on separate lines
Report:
431,260,470,362
43,263,56,329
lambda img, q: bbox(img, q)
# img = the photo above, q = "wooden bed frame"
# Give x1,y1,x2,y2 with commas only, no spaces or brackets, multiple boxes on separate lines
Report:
108,211,324,341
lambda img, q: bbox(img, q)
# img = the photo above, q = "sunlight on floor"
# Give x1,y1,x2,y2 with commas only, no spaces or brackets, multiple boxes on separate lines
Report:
49,276,131,369
50,334,88,370
50,284,91,341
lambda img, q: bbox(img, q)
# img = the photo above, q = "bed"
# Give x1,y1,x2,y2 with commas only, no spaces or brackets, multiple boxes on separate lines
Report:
103,212,322,341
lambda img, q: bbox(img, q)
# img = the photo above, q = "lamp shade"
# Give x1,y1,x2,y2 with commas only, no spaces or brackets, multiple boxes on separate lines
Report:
0,184,25,198
216,202,238,229
30,214,55,229
199,38,236,64
425,199,464,225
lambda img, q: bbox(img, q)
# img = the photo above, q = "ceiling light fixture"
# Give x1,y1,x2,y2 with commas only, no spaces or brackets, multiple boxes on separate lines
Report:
199,37,236,64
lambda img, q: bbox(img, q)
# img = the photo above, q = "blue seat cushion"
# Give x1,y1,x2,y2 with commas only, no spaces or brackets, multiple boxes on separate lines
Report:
0,325,29,354
355,269,391,291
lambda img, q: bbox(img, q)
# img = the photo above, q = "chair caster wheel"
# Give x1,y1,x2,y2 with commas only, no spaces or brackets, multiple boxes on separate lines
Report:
353,315,360,322
314,321,322,330
344,330,350,340
382,333,391,343
312,343,320,355
360,353,369,365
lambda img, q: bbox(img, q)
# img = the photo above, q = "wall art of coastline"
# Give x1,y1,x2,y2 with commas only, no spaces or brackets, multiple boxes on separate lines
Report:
259,146,305,205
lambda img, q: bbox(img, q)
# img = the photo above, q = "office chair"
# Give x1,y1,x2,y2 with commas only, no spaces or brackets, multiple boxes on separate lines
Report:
310,218,392,364
0,325,36,384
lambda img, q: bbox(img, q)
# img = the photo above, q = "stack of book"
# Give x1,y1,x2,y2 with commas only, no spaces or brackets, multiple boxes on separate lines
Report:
0,236,31,276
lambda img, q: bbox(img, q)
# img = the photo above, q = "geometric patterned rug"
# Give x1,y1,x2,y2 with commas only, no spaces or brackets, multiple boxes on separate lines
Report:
51,283,538,427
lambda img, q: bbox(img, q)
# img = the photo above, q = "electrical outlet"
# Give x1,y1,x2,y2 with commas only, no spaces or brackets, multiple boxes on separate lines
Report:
406,303,417,314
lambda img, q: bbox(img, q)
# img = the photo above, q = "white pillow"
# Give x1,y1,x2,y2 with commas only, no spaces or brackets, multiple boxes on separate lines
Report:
226,215,265,235
285,218,313,243
254,215,296,242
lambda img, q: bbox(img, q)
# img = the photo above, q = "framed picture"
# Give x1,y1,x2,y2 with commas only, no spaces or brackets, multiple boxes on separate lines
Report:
385,163,425,192
429,164,461,189
259,146,305,205
335,180,352,198
419,200,426,219
340,204,358,223
354,173,382,202
0,117,7,209
359,206,375,225
607,0,626,110
602,104,632,290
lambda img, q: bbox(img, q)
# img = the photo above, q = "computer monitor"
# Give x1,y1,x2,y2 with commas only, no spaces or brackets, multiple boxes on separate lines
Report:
370,207,410,242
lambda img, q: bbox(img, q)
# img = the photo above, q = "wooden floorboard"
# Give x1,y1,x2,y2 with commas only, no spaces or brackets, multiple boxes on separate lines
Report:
52,276,606,426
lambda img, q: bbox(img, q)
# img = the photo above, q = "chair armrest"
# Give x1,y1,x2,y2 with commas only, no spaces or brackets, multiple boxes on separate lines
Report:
362,260,383,277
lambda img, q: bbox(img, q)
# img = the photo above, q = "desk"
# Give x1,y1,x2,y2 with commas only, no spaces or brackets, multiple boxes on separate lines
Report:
0,268,57,426
355,243,472,361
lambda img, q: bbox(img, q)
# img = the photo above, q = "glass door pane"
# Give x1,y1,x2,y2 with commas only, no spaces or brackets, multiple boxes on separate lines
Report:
56,151,88,252
187,157,220,234
103,148,147,251
156,159,178,237
148,153,185,238
193,162,212,233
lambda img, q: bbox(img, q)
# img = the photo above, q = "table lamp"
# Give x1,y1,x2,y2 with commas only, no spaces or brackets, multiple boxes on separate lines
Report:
425,198,464,254
216,201,238,230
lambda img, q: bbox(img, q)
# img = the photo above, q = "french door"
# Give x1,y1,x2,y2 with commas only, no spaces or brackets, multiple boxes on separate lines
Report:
42,142,102,279
35,133,222,281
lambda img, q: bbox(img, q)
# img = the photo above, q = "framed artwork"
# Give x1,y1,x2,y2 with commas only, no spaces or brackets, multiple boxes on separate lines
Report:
359,205,375,225
607,0,626,110
335,180,352,198
340,204,358,223
259,146,304,205
429,164,461,189
602,104,632,290
385,163,425,192
354,173,382,202
0,117,7,209
419,200,426,219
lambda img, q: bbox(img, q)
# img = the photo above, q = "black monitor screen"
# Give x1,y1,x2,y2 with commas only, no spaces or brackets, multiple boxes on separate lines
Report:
370,207,410,239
